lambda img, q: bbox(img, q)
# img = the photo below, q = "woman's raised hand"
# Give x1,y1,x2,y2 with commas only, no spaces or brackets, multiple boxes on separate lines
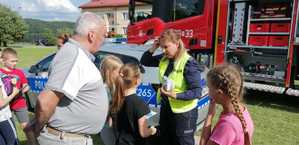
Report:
149,38,160,53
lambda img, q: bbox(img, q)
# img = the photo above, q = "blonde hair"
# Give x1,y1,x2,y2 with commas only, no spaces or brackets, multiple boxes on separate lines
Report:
110,63,141,113
159,29,186,60
207,64,251,145
100,55,123,92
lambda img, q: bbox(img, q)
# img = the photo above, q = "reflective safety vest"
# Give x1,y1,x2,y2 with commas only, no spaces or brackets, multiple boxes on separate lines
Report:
158,52,198,113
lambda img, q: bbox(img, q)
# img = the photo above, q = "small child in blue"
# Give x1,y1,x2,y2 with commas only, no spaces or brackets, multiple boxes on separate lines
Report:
0,73,20,145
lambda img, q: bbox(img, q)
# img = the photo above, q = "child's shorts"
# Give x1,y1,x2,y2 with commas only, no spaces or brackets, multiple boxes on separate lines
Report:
13,107,29,124
0,119,19,145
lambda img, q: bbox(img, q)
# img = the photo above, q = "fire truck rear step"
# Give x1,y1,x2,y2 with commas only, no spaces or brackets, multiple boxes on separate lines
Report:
244,82,285,94
285,88,299,97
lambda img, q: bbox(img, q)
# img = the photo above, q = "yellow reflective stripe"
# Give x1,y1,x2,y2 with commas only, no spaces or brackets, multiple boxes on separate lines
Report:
170,99,198,113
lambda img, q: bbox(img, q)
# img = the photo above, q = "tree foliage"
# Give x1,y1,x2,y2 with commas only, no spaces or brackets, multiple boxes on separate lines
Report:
57,27,73,36
0,5,27,46
23,19,74,45
41,28,56,46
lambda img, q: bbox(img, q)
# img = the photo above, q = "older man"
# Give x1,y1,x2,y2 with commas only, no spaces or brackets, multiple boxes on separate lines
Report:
26,12,109,145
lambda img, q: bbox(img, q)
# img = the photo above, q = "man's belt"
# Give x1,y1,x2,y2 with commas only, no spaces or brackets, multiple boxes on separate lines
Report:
46,126,89,139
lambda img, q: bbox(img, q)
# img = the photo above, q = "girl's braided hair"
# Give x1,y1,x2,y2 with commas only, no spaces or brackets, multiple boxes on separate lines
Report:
207,64,252,145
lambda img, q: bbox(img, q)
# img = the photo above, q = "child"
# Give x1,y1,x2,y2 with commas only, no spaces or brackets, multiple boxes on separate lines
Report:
57,33,69,49
111,63,157,145
99,55,123,145
100,55,124,103
0,73,20,145
0,48,30,131
199,64,254,145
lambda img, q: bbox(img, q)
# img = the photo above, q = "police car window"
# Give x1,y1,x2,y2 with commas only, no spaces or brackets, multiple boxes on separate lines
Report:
36,53,55,72
94,51,144,73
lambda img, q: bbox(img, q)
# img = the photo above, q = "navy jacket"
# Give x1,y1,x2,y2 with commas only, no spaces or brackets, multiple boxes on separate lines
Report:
140,51,203,100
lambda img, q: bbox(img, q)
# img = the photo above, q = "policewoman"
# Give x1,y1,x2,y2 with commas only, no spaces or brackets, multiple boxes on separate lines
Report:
141,29,202,145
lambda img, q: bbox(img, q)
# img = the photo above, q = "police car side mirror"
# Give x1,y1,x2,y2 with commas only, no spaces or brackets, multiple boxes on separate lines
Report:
140,65,145,74
29,65,39,74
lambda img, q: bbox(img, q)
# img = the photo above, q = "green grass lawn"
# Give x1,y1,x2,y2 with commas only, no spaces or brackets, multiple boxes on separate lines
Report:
1,43,56,68
16,47,55,68
244,92,299,145
7,44,299,145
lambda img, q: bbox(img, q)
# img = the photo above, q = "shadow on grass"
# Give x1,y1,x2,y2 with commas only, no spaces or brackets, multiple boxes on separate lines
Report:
244,90,299,113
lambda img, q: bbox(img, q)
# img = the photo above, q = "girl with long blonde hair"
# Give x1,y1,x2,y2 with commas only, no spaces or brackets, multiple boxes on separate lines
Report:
100,55,124,102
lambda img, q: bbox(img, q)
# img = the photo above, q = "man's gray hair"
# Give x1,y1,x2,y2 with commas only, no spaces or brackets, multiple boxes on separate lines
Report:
75,12,105,36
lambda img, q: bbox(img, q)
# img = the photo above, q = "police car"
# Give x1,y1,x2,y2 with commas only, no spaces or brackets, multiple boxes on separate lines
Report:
26,42,210,129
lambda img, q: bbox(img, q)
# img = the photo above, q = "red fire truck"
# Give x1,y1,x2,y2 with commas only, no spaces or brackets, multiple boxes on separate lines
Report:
126,0,299,96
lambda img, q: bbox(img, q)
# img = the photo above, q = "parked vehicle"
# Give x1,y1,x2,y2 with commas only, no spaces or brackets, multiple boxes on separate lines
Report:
26,42,209,128
127,0,299,97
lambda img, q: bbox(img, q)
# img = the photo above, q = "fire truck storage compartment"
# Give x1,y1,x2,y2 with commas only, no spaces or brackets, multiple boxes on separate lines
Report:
250,2,291,19
250,23,270,32
225,0,293,85
268,36,289,46
249,36,268,46
227,51,287,83
270,23,291,32
246,1,292,47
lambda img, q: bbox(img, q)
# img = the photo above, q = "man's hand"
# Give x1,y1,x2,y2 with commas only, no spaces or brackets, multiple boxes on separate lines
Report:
24,121,40,145
23,121,33,131
23,121,36,136
160,87,176,99
149,38,160,53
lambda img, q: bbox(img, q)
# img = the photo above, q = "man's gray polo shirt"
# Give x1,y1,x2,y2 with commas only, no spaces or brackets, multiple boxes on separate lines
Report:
45,39,108,134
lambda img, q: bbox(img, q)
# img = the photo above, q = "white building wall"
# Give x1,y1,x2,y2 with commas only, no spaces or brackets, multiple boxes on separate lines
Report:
81,4,152,35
